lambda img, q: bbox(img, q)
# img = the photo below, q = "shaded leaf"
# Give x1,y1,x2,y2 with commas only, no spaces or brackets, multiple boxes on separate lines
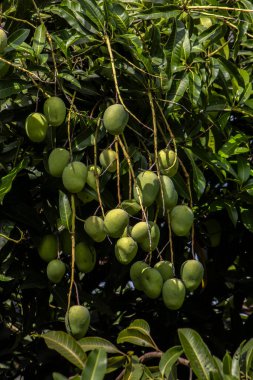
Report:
159,345,183,378
0,158,28,204
240,208,253,233
117,329,156,349
81,348,107,380
40,331,86,370
178,328,217,380
59,191,72,231
33,23,46,56
78,336,122,354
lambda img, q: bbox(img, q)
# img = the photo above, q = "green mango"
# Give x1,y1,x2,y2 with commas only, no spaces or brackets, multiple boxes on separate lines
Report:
115,237,138,265
86,165,102,190
47,259,66,283
84,216,106,243
170,205,194,236
43,96,66,127
65,305,90,339
154,261,174,281
48,148,70,177
75,242,96,273
139,222,160,252
158,149,178,177
162,278,186,310
129,261,149,290
157,175,178,210
62,162,88,193
180,260,204,291
0,29,7,52
99,149,117,173
133,171,160,207
38,234,58,262
103,104,129,135
104,209,129,238
140,267,163,299
25,112,48,143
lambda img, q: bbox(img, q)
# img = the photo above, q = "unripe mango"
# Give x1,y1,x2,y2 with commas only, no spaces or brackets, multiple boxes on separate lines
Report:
43,96,66,127
62,162,88,193
86,165,102,190
131,221,151,243
48,148,70,177
162,278,186,310
158,149,178,177
99,149,117,173
154,260,174,281
180,260,204,291
157,176,178,210
47,259,66,283
130,261,149,290
65,305,90,339
140,267,163,299
75,242,96,273
115,237,138,265
170,205,194,236
139,222,160,252
25,112,48,143
0,61,9,79
0,29,7,52
84,216,106,243
38,234,58,262
104,209,129,238
103,104,129,135
121,199,141,216
133,171,160,207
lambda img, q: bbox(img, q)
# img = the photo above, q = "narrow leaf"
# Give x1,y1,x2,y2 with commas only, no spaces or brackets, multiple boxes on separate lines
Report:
81,348,107,380
0,81,32,99
117,329,156,349
159,345,183,377
237,157,250,184
0,158,28,204
59,191,72,231
40,331,87,369
128,319,150,335
178,328,217,380
33,23,46,56
78,336,122,354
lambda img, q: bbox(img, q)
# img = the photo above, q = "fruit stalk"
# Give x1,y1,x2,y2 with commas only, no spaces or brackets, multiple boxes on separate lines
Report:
67,194,76,311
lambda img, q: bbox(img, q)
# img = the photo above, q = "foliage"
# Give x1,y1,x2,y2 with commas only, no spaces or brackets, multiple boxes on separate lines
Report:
0,0,253,379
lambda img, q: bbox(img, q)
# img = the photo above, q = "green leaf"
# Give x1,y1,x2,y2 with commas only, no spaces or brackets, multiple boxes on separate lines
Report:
59,191,72,231
0,158,28,204
123,362,144,380
184,148,206,199
240,208,253,233
0,274,14,282
40,331,87,370
6,28,30,51
33,23,46,56
178,328,217,380
52,373,68,380
58,72,81,89
231,341,244,378
79,0,104,31
167,73,189,109
136,5,181,20
117,329,156,349
128,319,151,335
48,6,84,34
246,347,253,378
224,202,238,227
159,345,183,378
237,156,250,184
81,348,107,380
0,81,32,99
0,220,15,249
106,356,126,374
218,134,249,158
78,336,122,354
223,351,232,375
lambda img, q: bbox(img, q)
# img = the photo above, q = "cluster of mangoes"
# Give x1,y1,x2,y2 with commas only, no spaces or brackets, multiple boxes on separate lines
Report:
130,259,204,310
25,96,67,142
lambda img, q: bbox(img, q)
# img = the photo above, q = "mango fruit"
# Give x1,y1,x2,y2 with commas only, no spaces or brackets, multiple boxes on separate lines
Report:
47,259,66,283
162,278,186,310
170,205,194,236
115,237,138,265
43,96,66,127
121,199,141,216
157,175,178,210
0,29,7,52
62,161,88,193
65,305,90,339
25,112,48,143
140,267,163,299
130,261,149,290
86,165,102,190
104,209,129,238
0,61,9,79
103,104,129,135
84,216,106,243
139,222,160,252
133,171,160,207
38,234,58,262
180,259,204,291
158,149,178,177
48,148,70,177
99,149,117,173
154,260,174,281
75,242,96,273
